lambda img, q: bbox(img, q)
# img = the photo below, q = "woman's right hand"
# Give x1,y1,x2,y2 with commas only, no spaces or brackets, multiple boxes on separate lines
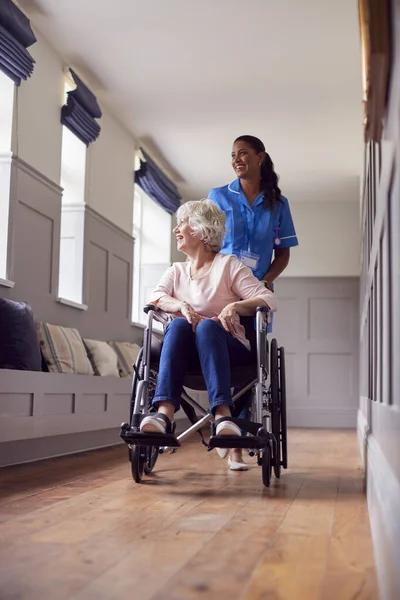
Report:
180,301,203,331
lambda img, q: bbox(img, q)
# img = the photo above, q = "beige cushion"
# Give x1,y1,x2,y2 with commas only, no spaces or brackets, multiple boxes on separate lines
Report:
37,322,94,375
108,341,141,378
84,339,119,377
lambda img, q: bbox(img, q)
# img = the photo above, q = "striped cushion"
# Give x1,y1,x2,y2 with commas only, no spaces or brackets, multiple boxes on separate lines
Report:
36,322,94,375
108,341,141,378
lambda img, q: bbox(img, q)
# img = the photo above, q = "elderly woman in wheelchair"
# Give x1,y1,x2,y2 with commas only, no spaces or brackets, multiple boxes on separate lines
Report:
121,199,287,486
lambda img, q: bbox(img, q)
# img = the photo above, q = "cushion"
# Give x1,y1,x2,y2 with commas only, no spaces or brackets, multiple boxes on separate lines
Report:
84,339,119,377
37,322,94,375
108,341,141,378
0,299,42,371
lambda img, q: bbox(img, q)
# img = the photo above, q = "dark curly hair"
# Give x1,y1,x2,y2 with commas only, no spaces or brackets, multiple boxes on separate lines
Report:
234,135,283,211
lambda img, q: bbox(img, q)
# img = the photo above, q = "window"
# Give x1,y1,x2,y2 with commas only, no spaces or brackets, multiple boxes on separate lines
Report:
132,183,172,326
58,80,87,305
0,71,15,282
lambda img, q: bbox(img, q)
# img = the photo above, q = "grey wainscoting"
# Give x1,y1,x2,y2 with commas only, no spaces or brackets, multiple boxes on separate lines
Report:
0,157,141,344
273,277,359,429
0,369,132,466
83,205,135,340
184,277,359,430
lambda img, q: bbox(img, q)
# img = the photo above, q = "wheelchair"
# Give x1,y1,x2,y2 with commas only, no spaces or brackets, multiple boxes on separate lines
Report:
120,304,287,488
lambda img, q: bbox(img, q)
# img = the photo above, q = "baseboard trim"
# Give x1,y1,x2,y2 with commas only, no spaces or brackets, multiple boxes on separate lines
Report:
359,411,400,599
0,428,123,468
357,408,369,475
0,416,192,468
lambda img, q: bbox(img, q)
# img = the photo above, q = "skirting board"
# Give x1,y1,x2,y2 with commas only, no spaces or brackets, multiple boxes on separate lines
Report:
357,409,400,600
0,416,191,468
0,427,122,468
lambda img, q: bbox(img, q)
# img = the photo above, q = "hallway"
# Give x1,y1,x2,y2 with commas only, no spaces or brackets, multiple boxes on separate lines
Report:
0,430,377,599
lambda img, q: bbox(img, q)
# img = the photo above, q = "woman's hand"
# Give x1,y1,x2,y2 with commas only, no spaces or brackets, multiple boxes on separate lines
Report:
217,303,238,336
180,301,203,331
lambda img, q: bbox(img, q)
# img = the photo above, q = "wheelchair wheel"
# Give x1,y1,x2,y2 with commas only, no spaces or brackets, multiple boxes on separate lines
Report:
270,338,281,478
144,446,159,475
142,372,160,474
279,346,288,469
131,445,146,483
128,353,160,479
262,443,272,487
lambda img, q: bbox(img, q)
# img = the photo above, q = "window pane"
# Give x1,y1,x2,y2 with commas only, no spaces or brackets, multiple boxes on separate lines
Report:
0,72,14,279
0,72,14,153
132,185,172,325
60,127,86,206
58,125,87,303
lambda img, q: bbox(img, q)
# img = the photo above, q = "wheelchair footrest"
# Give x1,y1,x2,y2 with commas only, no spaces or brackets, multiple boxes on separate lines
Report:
208,435,267,451
120,429,180,448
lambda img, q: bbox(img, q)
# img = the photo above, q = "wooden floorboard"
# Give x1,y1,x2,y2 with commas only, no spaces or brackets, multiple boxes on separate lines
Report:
0,429,378,600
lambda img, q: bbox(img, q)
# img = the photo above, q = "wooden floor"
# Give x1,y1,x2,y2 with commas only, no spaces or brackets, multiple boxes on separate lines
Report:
0,430,378,600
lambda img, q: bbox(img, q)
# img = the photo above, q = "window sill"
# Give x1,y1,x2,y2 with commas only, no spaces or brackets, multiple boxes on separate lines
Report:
0,278,15,289
57,297,88,311
131,321,146,330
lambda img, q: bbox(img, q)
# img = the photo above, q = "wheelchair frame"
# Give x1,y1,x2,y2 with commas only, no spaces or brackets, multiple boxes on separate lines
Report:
120,304,287,488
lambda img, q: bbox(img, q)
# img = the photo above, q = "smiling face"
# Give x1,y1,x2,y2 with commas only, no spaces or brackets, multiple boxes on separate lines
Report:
231,140,264,180
173,217,200,254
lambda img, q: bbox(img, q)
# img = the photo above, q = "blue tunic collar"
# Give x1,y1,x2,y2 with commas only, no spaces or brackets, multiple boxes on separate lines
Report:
227,178,264,208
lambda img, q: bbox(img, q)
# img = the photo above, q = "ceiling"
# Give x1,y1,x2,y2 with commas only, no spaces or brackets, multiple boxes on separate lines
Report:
22,0,363,203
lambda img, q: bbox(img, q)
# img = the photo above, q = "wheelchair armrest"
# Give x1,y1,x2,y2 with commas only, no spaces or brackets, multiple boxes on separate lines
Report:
143,303,171,327
143,303,160,314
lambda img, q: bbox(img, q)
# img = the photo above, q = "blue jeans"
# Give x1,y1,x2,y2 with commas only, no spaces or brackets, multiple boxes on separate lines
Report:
153,318,253,415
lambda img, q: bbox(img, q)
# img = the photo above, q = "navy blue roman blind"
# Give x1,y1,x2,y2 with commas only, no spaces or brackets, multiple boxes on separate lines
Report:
61,69,102,146
0,0,37,85
135,150,181,215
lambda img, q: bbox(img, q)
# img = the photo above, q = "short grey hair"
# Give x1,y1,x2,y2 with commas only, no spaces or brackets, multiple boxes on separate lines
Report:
176,199,226,252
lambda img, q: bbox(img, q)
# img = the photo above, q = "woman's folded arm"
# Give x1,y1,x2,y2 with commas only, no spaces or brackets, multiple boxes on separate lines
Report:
232,297,269,316
154,295,183,314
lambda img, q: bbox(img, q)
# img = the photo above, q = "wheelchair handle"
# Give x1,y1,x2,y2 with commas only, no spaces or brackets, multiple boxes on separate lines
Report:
143,303,161,314
256,306,268,313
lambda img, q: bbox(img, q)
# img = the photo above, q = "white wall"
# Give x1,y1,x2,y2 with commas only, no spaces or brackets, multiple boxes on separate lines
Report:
14,32,64,184
10,29,136,234
86,111,135,233
283,201,360,278
172,201,361,277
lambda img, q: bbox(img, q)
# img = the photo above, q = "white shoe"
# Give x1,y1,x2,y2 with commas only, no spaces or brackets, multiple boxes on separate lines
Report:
228,457,249,471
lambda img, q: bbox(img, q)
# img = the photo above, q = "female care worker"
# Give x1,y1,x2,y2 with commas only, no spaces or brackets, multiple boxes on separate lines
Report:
208,134,298,471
